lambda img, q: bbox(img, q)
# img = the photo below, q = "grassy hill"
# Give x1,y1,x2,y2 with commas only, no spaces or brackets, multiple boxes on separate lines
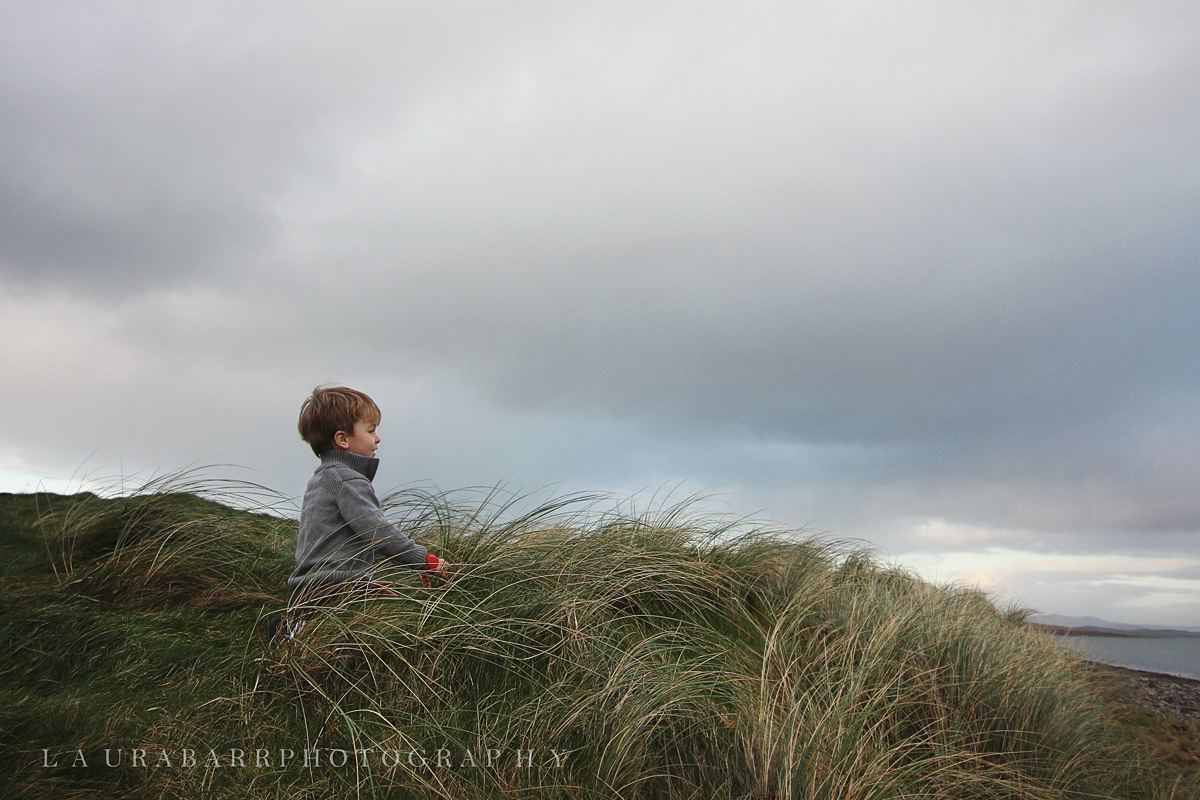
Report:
1,481,1195,799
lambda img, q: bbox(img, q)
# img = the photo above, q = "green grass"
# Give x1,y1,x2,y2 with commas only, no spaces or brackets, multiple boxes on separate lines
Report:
1,479,1195,799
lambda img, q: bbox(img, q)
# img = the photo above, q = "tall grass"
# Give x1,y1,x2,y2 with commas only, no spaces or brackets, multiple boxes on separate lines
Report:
6,479,1195,799
42,469,294,610
259,488,1187,800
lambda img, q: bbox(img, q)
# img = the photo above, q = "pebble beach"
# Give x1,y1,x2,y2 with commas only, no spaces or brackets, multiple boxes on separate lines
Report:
1086,661,1200,775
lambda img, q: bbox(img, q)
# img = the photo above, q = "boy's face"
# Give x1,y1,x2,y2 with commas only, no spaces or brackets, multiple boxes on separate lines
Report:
334,418,381,458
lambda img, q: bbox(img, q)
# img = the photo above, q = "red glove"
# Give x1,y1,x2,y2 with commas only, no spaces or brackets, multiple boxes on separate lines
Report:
421,553,445,586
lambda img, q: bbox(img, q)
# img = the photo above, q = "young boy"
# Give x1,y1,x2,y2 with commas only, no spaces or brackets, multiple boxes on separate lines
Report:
289,385,445,595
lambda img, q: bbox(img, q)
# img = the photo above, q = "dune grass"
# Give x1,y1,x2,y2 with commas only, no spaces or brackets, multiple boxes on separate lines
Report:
1,478,1195,799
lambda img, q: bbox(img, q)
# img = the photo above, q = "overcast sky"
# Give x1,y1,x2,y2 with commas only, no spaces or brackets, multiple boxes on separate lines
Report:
3,1,1198,626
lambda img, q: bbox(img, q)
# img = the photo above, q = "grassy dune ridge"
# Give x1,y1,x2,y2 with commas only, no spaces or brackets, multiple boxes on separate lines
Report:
0,478,1194,799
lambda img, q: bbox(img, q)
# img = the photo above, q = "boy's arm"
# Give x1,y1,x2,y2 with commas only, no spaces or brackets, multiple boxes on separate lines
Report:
335,476,430,569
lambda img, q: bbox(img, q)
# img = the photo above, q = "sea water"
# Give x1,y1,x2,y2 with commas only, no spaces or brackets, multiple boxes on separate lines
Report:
1054,634,1200,681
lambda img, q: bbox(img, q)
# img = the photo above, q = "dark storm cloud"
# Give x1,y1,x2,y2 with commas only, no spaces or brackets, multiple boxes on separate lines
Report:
1,6,283,288
0,1,537,291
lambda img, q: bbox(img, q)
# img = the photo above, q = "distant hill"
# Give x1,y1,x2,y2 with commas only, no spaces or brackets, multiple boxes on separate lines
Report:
1031,613,1200,638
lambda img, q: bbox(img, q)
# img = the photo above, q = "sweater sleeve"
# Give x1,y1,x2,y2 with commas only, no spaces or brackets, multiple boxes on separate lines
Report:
335,475,429,569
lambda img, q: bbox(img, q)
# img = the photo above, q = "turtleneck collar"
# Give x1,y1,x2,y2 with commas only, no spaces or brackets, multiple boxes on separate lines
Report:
321,449,379,481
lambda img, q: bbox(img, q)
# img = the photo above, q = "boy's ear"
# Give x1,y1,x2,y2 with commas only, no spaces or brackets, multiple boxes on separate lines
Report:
332,430,350,450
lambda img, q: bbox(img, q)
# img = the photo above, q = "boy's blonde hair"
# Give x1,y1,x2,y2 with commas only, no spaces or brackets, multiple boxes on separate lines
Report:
298,385,382,456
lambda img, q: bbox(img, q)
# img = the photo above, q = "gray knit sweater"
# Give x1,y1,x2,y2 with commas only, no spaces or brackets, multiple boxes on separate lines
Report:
288,450,428,588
